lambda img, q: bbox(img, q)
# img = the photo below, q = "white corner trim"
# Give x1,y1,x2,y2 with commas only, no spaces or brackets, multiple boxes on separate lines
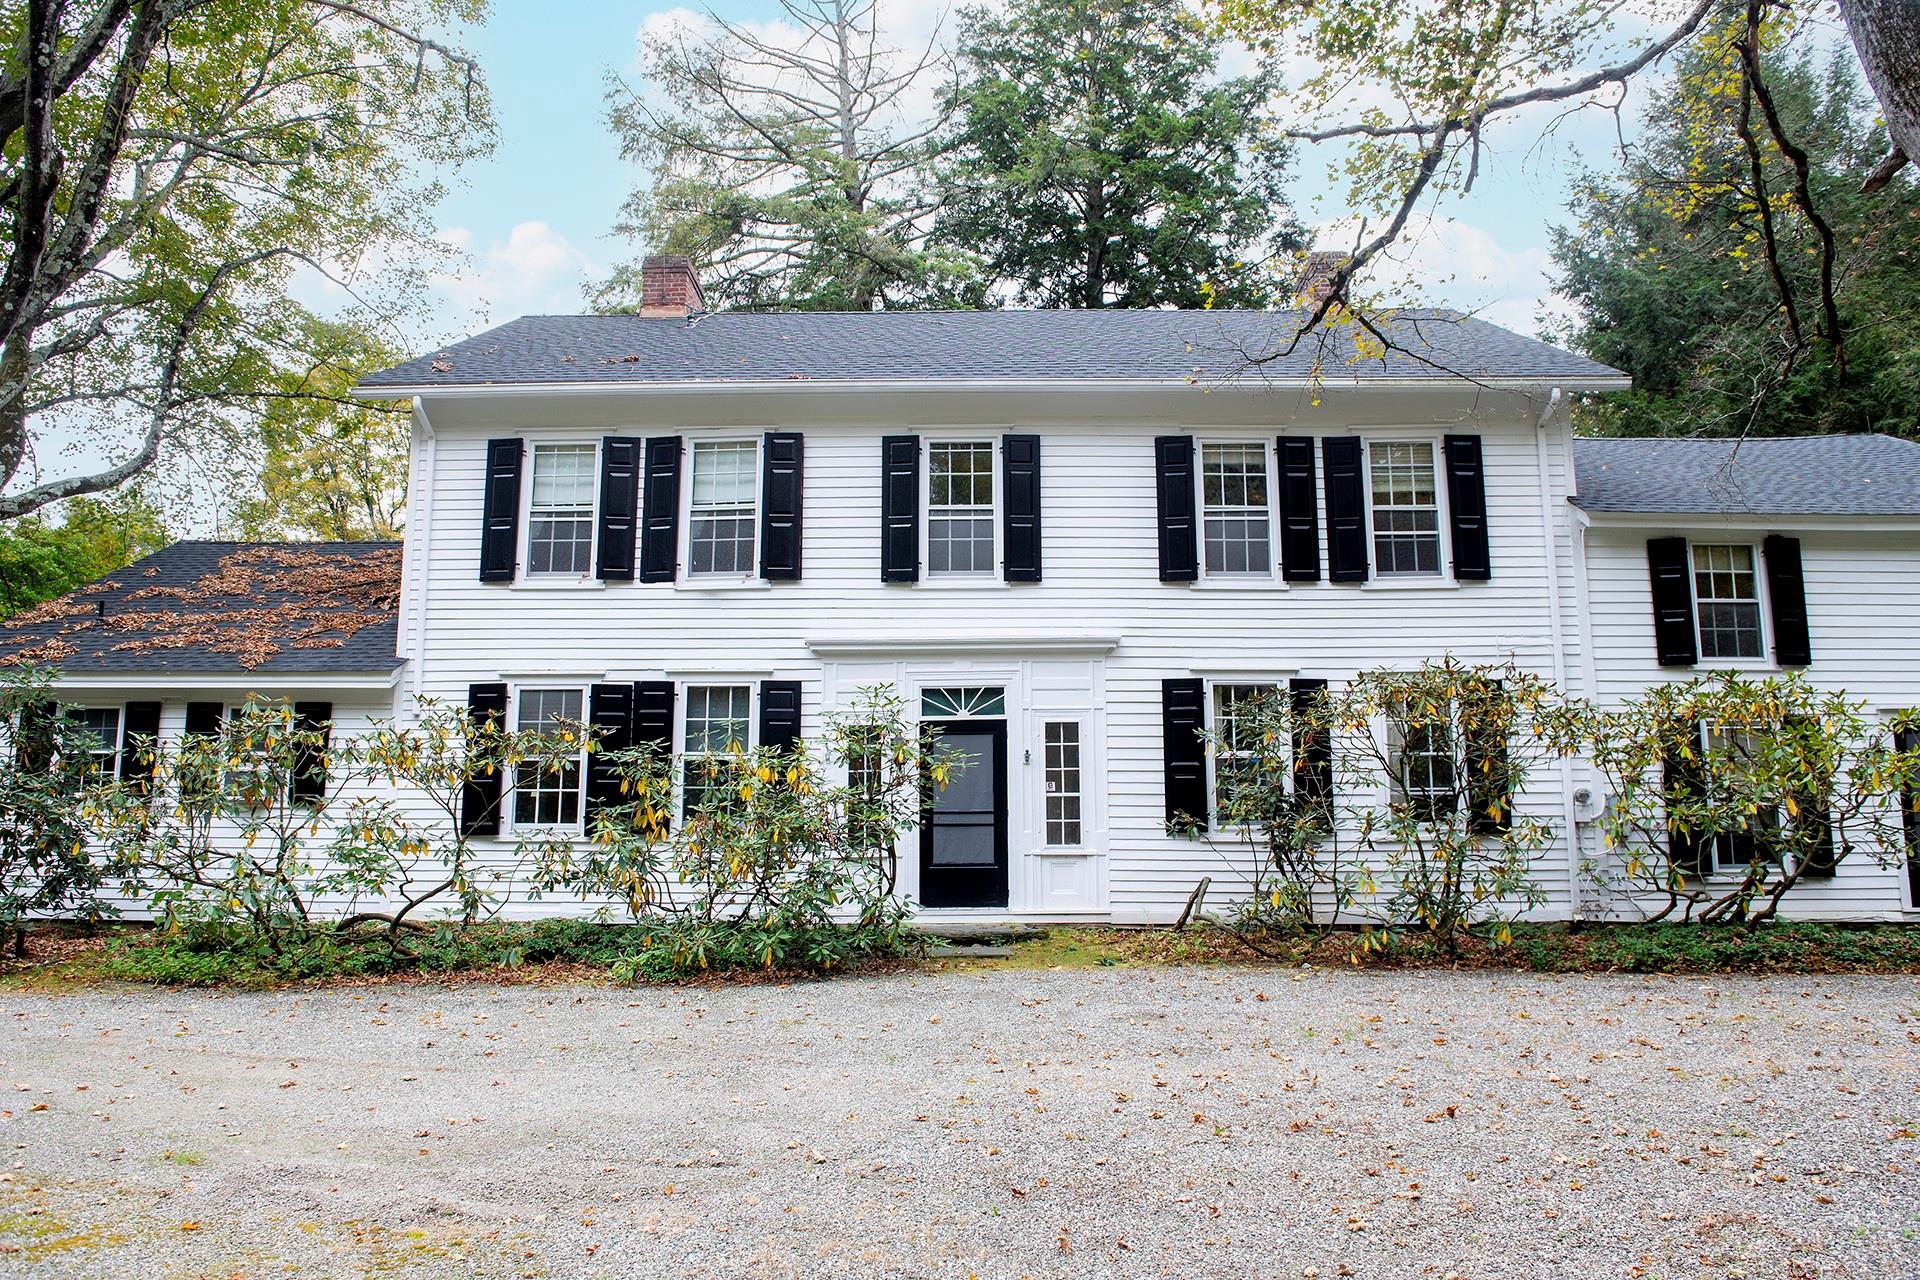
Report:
806,635,1121,659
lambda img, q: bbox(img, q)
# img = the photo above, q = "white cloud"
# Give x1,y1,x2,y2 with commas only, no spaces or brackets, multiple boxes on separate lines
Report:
429,220,600,329
1313,213,1570,337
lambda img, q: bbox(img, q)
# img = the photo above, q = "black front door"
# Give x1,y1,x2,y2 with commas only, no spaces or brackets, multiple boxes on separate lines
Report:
919,719,1009,908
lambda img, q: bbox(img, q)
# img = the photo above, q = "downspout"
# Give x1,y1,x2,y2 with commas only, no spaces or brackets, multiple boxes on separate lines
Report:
406,396,436,712
1533,387,1582,920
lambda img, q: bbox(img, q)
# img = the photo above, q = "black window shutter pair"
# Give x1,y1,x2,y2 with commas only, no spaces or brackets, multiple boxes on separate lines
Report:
120,700,162,792
484,434,804,583
1645,535,1812,667
1155,435,1488,584
291,701,332,805
1163,677,1336,830
881,435,1042,582
1156,437,1322,581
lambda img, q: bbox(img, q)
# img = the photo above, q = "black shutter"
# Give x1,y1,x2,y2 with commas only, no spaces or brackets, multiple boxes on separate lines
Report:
290,701,331,805
881,434,920,582
1462,684,1511,835
1795,803,1836,878
760,432,804,581
1277,438,1321,582
640,436,683,583
1289,678,1332,826
1322,437,1369,582
459,683,508,837
596,436,642,581
1762,534,1811,666
1662,719,1708,878
12,700,54,773
1002,433,1042,582
586,682,635,821
1443,434,1492,581
184,701,223,739
1154,436,1198,582
120,700,162,790
1162,677,1208,831
1899,728,1920,905
759,680,803,752
479,438,524,583
634,680,676,831
1646,537,1698,666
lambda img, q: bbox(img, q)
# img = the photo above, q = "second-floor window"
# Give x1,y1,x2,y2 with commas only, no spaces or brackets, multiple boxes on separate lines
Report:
1201,444,1271,576
689,440,759,576
1692,544,1764,660
1369,441,1441,575
928,441,995,575
527,444,596,576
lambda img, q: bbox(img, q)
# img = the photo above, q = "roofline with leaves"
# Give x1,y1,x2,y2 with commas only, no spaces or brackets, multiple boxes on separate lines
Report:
353,375,1632,400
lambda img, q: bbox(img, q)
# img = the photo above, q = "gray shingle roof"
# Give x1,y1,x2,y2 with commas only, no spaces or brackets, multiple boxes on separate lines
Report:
0,541,403,675
358,309,1625,390
1572,434,1920,516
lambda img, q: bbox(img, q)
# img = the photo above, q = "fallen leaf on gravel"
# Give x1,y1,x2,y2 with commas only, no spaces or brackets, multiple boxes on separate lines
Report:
178,1221,202,1231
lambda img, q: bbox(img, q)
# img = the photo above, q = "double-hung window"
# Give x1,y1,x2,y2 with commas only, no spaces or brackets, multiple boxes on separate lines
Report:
526,444,597,576
1369,442,1442,575
1692,544,1764,660
1201,444,1271,576
683,684,752,816
1211,683,1279,820
1701,723,1779,871
927,441,995,575
688,441,759,576
513,687,585,830
67,707,121,776
1388,705,1457,823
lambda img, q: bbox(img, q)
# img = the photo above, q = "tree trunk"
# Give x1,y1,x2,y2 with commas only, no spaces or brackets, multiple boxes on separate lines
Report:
1084,183,1107,308
1840,0,1920,182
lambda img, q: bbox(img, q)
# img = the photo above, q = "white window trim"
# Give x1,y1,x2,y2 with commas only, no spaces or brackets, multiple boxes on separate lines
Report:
681,436,765,583
1195,437,1279,583
1687,540,1770,667
503,683,590,837
922,436,1001,580
1364,436,1449,580
519,439,601,584
68,706,124,776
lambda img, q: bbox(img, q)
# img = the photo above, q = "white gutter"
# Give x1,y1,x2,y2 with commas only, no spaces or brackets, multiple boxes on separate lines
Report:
1534,388,1582,921
353,375,1633,401
52,669,405,694
405,396,436,709
1575,509,1920,532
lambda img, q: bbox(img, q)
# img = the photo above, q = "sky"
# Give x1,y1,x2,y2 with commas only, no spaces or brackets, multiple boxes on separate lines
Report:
398,0,1644,348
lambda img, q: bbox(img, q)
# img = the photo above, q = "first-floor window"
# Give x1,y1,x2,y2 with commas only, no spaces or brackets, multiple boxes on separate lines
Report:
66,707,120,776
1703,724,1778,871
928,441,995,574
514,687,584,829
689,440,758,575
684,684,751,816
1212,683,1279,819
526,443,597,576
1369,441,1441,575
1389,706,1457,823
1692,544,1764,660
1201,443,1271,575
1044,721,1083,846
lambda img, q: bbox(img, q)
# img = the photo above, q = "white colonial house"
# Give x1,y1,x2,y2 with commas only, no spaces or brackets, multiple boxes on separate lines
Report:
9,256,1920,923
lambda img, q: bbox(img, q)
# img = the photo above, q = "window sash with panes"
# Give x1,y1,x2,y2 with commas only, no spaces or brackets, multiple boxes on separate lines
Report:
526,444,597,576
1369,442,1442,575
1211,683,1280,818
513,688,585,830
688,441,759,576
927,442,995,575
1044,721,1083,847
66,707,120,776
1389,708,1458,823
683,684,751,816
1201,444,1272,575
1692,544,1764,660
1701,723,1780,871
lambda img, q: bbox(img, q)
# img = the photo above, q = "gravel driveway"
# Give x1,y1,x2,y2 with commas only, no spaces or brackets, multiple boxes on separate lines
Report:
2,965,1917,1278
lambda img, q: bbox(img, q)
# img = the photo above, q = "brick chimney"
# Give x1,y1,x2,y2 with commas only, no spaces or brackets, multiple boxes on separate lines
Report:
1296,250,1346,310
639,253,705,317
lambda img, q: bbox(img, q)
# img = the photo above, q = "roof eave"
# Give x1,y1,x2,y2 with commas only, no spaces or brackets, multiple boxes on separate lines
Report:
1573,504,1920,530
45,666,406,693
352,374,1632,400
